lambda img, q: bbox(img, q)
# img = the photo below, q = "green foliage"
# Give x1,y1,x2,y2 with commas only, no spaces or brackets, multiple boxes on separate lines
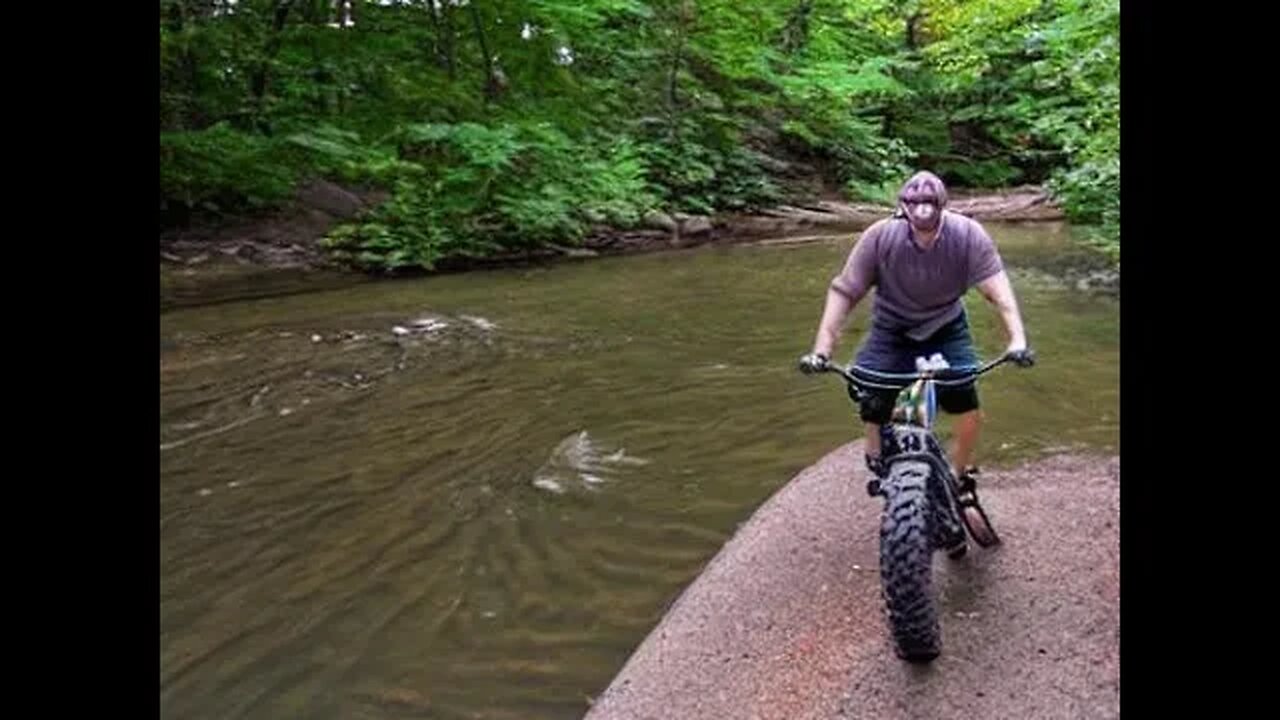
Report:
1026,0,1120,251
322,121,659,270
1050,152,1118,257
159,123,301,216
160,0,1119,268
937,158,1022,189
918,0,1043,92
636,133,783,215
845,177,901,205
285,125,412,185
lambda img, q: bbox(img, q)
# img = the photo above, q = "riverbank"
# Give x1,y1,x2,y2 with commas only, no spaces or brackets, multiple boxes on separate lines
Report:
160,182,1109,311
583,441,1120,720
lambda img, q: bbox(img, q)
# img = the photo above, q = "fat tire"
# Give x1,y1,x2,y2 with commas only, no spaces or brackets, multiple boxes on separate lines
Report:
930,467,967,552
879,460,942,662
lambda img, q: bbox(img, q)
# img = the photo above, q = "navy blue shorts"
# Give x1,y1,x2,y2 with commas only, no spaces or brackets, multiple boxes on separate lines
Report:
852,311,981,424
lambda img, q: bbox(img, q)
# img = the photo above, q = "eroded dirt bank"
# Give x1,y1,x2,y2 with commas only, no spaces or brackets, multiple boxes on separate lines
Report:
159,183,1072,310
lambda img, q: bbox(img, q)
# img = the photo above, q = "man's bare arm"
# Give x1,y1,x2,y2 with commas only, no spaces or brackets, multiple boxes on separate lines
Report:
811,286,864,358
805,227,878,365
976,270,1027,352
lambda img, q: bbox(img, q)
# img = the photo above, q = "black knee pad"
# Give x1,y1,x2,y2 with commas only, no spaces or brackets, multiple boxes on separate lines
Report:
938,383,980,414
855,387,898,424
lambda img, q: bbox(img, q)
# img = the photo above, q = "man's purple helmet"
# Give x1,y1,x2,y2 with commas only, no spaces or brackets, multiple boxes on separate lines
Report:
898,171,948,232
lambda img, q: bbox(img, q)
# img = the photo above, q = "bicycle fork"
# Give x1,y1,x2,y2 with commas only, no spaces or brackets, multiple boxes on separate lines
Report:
868,425,966,550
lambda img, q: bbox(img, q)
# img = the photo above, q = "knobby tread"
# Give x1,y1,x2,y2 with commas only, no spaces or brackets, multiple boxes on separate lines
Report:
879,462,941,661
929,468,966,550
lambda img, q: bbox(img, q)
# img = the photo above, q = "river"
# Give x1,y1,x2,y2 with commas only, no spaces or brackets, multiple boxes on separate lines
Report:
159,222,1118,719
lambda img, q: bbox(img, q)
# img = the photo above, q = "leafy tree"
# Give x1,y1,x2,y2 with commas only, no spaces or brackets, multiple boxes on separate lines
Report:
159,0,1120,269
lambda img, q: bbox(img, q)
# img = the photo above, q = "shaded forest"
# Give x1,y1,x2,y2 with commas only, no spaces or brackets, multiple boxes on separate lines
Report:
160,0,1119,270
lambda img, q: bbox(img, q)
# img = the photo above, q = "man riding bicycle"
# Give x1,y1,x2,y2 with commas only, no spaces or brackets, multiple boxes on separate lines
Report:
799,171,1033,496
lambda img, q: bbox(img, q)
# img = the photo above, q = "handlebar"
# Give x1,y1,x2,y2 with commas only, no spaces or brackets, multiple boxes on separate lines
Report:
809,351,1031,390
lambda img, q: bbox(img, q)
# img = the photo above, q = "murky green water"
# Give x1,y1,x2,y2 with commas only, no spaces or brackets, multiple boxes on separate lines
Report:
159,222,1118,719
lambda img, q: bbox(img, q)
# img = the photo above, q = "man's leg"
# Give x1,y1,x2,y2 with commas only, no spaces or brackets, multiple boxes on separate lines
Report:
858,390,896,477
950,409,982,477
865,422,882,458
937,377,982,479
933,312,982,478
851,326,902,477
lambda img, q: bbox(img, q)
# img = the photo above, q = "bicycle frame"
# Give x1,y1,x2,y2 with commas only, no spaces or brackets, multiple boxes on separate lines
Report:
816,353,1017,547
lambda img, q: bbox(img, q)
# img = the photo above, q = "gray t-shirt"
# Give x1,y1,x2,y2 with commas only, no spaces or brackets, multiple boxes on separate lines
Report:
830,211,1004,341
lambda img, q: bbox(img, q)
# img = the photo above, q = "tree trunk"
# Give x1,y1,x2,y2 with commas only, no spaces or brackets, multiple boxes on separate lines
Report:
468,3,504,100
301,0,329,114
442,2,457,80
429,1,458,78
426,0,444,70
249,0,297,132
905,11,922,50
780,0,813,55
666,1,694,142
163,1,210,130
